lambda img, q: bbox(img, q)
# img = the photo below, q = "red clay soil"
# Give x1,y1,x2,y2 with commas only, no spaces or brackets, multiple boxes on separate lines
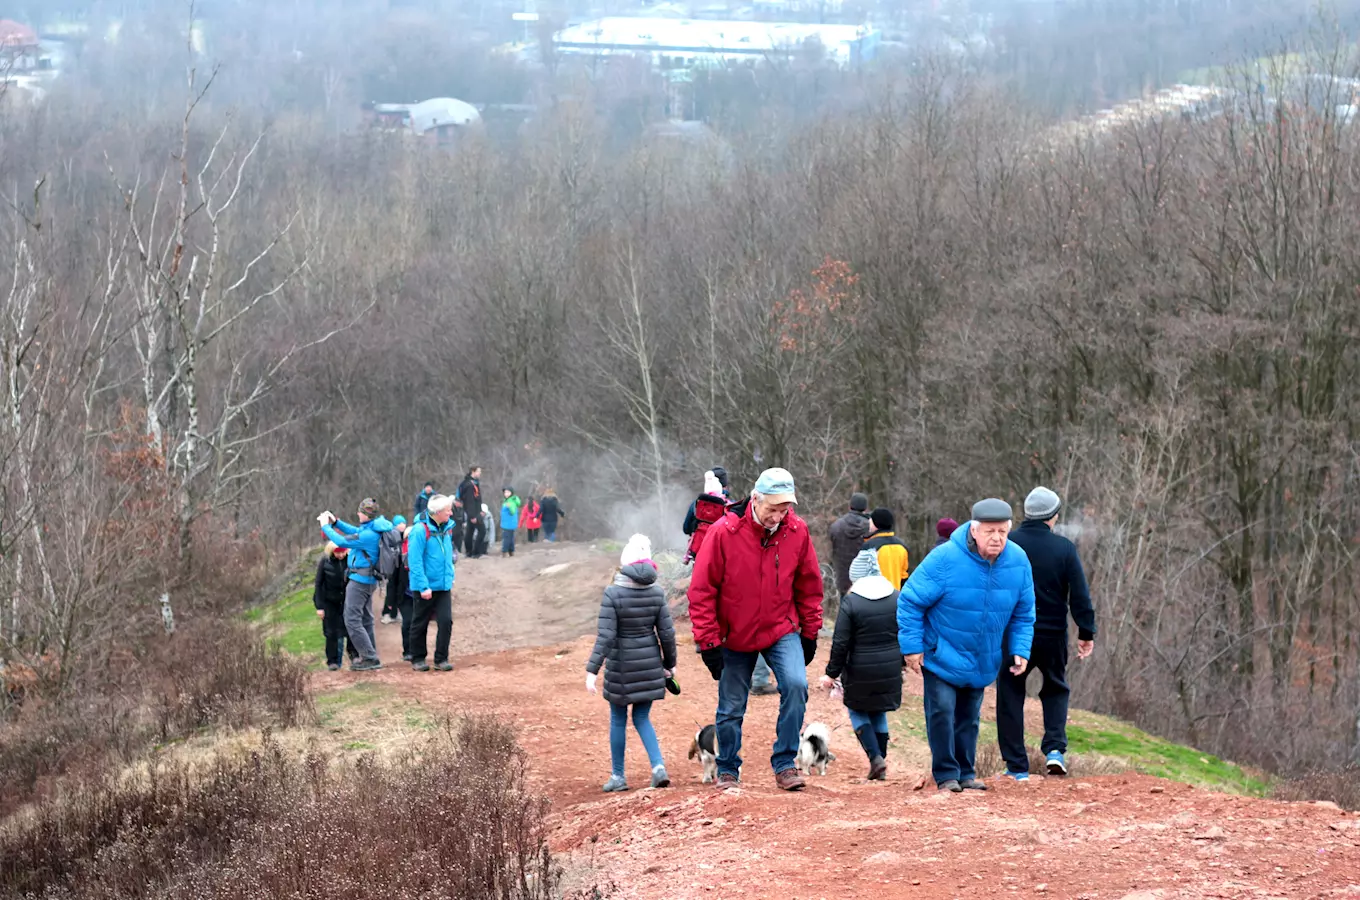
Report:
313,544,1360,900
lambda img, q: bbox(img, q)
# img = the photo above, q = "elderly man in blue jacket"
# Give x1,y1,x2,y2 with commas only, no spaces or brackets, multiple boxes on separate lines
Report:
407,494,457,672
898,498,1036,793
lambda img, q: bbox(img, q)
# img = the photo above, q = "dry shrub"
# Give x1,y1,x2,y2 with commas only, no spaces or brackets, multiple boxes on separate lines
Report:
0,621,311,817
1271,765,1360,812
0,716,562,900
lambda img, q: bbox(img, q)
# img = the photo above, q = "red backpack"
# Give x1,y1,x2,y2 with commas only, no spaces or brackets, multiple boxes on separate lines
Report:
685,494,730,564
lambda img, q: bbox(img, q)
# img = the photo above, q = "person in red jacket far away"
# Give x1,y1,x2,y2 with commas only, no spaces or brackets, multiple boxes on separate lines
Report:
687,467,825,792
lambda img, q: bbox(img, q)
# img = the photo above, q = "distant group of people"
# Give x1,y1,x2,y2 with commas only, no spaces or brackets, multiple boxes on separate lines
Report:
311,469,568,672
586,465,1096,794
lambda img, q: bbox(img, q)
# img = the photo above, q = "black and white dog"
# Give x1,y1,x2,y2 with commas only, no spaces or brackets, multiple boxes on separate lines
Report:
796,721,836,775
688,724,719,783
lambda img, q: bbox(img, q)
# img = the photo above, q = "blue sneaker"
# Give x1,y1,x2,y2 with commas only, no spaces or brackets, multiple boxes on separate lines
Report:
1046,751,1068,775
1001,770,1030,782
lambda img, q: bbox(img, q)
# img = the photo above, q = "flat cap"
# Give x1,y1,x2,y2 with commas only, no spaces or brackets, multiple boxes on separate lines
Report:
971,498,1013,523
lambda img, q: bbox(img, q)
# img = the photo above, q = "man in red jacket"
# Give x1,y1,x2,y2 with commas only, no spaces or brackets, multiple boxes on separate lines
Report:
688,467,825,791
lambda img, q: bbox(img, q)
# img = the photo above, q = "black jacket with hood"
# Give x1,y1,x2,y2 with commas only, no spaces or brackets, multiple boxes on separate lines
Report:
825,574,904,712
585,563,677,705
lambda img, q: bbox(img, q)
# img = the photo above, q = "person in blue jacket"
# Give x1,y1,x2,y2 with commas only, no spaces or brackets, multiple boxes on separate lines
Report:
406,493,457,672
319,497,395,671
897,498,1035,793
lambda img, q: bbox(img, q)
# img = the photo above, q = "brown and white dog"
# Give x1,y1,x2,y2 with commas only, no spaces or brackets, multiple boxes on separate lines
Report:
796,721,836,775
688,724,719,783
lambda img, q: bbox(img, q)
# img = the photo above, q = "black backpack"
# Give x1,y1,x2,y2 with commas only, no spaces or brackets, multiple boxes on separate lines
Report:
373,530,402,582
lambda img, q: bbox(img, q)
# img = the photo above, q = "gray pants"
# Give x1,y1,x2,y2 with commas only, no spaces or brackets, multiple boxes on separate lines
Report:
343,579,380,662
752,654,773,688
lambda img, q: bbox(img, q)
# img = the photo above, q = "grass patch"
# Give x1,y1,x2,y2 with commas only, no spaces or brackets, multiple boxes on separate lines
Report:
246,584,325,663
1065,712,1267,795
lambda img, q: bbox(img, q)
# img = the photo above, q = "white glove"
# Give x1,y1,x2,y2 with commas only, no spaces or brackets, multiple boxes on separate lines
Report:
586,672,597,694
316,511,330,526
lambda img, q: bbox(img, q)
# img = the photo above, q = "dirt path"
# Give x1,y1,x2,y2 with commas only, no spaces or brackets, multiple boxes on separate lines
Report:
313,544,1360,900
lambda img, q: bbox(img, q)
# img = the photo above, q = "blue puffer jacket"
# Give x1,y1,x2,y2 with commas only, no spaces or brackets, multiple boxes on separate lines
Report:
897,523,1036,688
407,517,456,592
321,516,395,585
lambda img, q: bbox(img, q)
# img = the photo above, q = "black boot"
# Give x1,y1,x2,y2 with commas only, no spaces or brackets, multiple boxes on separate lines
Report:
856,726,887,780
877,731,890,758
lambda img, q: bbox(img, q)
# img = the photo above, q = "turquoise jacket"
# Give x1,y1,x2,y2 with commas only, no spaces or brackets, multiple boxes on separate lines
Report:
897,524,1036,688
321,516,395,586
407,516,455,593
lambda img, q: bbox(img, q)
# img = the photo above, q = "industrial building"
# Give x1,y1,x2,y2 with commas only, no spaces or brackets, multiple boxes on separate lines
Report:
552,17,879,69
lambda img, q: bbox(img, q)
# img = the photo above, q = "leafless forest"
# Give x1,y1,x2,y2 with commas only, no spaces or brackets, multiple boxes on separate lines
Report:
1,0,1359,781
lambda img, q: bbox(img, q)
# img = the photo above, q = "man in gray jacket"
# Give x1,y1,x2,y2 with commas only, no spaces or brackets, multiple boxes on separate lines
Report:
829,493,871,598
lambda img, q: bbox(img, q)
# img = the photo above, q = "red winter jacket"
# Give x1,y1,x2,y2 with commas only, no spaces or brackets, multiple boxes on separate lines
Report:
520,500,543,530
688,499,824,653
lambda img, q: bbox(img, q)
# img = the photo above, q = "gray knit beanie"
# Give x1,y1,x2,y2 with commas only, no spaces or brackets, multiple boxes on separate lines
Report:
1024,487,1062,521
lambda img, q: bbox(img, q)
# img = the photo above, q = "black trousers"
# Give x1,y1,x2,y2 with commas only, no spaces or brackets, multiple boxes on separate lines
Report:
381,567,407,618
409,589,452,664
320,602,353,667
464,518,485,557
526,528,540,543
996,632,1071,773
397,591,413,657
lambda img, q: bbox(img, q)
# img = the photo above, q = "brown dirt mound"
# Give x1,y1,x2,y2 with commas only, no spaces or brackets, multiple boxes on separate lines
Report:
313,543,1360,899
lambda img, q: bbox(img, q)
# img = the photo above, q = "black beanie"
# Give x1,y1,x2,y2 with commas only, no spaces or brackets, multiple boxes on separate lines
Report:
711,466,729,488
870,507,895,532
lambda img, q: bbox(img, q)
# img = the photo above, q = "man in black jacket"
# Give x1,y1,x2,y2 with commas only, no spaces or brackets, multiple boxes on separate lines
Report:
996,487,1096,780
458,467,484,558
828,493,871,598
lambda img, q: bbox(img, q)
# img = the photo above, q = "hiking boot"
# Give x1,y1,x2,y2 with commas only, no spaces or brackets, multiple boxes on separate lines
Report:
327,663,341,672
959,777,988,791
1046,751,1068,775
775,768,806,791
751,683,778,696
434,661,453,672
714,773,740,791
602,775,628,793
412,661,430,672
937,779,963,793
350,659,382,671
401,653,412,662
868,757,888,781
650,765,670,788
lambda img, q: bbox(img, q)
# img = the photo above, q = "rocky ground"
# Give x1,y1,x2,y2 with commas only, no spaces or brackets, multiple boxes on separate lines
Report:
311,543,1360,900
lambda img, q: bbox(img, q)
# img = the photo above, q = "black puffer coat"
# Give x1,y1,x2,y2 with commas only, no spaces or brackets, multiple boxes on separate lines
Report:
825,575,904,712
586,563,678,705
312,555,347,609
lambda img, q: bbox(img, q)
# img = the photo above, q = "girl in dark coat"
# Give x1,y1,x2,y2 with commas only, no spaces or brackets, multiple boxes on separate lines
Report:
586,534,677,792
822,549,904,780
313,542,355,671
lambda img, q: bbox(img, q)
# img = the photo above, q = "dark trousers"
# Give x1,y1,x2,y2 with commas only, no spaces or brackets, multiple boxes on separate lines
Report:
381,567,407,618
321,602,350,667
922,668,985,785
397,591,413,657
501,528,515,555
996,632,1071,774
526,528,540,543
409,589,452,664
464,518,485,557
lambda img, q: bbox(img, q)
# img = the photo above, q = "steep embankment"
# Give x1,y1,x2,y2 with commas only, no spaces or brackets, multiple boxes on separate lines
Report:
253,543,1360,900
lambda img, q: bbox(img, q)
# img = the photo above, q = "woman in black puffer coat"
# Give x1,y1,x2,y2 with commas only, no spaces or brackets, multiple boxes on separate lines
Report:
313,542,355,671
586,534,677,793
823,548,904,780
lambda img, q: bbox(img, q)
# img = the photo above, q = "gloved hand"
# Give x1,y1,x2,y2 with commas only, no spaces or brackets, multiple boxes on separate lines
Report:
801,636,817,666
586,672,597,694
700,647,724,681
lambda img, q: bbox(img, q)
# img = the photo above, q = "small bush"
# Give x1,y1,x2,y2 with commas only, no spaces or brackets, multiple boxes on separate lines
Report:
0,715,562,900
1271,765,1360,811
0,621,312,817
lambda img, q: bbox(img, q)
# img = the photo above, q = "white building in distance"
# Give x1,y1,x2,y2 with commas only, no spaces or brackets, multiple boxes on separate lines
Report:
552,17,880,69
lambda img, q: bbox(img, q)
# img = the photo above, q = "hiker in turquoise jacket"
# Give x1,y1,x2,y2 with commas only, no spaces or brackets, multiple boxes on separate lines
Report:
318,498,395,670
897,498,1035,792
500,487,522,557
406,494,457,671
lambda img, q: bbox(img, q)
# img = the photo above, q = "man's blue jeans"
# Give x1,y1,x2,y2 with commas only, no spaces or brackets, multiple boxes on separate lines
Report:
922,668,985,785
716,632,808,777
